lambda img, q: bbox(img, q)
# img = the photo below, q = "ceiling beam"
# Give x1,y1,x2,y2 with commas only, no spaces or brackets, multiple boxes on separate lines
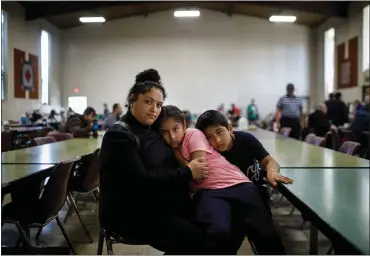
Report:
249,1,349,17
21,2,123,20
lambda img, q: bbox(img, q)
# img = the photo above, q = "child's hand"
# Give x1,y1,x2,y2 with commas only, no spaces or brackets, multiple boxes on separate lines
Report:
267,169,293,188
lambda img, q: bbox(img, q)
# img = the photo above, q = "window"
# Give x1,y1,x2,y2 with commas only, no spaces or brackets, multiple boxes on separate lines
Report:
363,5,369,71
1,11,7,100
41,30,49,104
324,28,335,94
68,96,87,115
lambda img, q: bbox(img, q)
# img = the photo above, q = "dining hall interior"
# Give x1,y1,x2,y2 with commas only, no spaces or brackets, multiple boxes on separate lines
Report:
1,1,369,255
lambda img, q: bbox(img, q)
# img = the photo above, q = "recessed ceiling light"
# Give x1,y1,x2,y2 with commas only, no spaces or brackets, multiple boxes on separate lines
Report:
79,17,106,23
269,15,296,23
174,10,200,18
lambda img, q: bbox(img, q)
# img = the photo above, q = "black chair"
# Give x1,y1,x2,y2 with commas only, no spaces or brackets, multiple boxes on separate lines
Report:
1,130,16,152
2,157,81,254
64,149,101,243
97,228,148,255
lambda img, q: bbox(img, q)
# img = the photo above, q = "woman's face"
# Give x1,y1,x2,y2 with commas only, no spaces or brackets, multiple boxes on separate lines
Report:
131,88,164,126
160,118,186,149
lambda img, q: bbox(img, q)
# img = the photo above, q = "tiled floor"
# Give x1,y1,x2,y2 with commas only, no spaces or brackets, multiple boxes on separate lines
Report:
2,194,332,255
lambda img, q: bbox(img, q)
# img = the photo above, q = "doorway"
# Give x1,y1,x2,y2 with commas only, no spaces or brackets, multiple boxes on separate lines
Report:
68,96,87,115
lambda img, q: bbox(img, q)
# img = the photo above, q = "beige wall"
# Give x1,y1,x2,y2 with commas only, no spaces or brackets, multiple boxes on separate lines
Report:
1,2,61,121
60,9,314,117
315,2,369,107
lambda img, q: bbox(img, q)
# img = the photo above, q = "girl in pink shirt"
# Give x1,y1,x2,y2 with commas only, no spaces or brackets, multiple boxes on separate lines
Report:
158,105,285,255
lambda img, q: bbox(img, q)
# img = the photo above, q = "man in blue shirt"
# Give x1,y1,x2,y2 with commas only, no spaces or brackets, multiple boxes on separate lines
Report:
275,84,302,139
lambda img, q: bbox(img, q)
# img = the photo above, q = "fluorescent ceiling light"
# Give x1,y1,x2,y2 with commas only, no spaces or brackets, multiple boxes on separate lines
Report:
174,10,200,18
269,15,296,23
79,17,106,23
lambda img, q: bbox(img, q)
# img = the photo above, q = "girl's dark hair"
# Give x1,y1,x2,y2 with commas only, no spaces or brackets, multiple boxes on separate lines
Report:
158,105,185,124
126,69,167,107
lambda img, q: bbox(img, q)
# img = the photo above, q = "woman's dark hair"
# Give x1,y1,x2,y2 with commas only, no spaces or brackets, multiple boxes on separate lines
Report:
158,105,185,124
126,69,167,107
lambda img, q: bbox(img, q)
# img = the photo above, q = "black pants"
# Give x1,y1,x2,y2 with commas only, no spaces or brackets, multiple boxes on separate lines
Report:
195,183,286,255
280,117,301,139
111,211,204,255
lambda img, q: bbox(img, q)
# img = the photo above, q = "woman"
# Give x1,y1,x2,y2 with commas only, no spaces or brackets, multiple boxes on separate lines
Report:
99,69,208,254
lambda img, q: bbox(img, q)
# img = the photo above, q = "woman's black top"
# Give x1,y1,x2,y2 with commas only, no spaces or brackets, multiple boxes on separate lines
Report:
99,111,193,229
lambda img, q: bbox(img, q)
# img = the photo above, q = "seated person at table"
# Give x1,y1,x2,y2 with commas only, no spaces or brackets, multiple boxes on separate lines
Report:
350,103,370,139
20,112,32,125
308,103,337,137
60,107,96,137
158,105,287,255
103,103,123,130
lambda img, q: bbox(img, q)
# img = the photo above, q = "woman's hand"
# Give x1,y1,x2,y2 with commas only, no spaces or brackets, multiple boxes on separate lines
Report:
188,157,208,180
267,169,293,188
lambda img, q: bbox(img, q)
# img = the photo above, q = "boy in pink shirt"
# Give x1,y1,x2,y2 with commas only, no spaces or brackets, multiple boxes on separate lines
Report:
158,105,285,254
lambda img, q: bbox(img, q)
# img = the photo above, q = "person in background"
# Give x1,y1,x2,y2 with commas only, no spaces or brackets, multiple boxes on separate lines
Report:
228,104,240,127
359,95,370,111
217,104,225,114
103,103,110,119
60,107,96,137
67,107,75,118
20,112,32,125
330,92,349,127
60,109,66,124
275,84,302,139
103,103,123,130
183,110,192,128
350,103,370,139
308,103,337,137
48,109,61,123
30,110,45,123
325,93,334,125
247,99,259,124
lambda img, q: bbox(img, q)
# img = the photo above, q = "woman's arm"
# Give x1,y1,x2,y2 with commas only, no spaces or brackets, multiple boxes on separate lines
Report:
101,130,193,182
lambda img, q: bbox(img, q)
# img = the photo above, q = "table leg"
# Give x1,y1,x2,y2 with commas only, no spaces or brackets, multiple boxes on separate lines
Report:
309,223,318,254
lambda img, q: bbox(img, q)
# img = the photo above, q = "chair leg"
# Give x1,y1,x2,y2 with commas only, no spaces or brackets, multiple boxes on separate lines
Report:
68,192,93,243
35,227,43,246
326,245,334,255
15,235,22,247
105,233,114,255
300,220,307,230
289,206,295,215
64,198,74,224
91,190,99,203
14,222,33,248
55,215,77,255
248,240,259,255
97,229,105,255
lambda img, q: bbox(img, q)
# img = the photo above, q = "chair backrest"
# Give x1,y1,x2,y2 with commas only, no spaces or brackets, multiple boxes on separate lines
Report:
33,136,57,146
41,156,81,218
342,130,356,142
311,136,326,147
338,141,361,155
304,133,316,143
38,127,53,137
1,131,15,152
279,127,292,137
330,129,341,150
82,149,101,191
47,131,74,141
